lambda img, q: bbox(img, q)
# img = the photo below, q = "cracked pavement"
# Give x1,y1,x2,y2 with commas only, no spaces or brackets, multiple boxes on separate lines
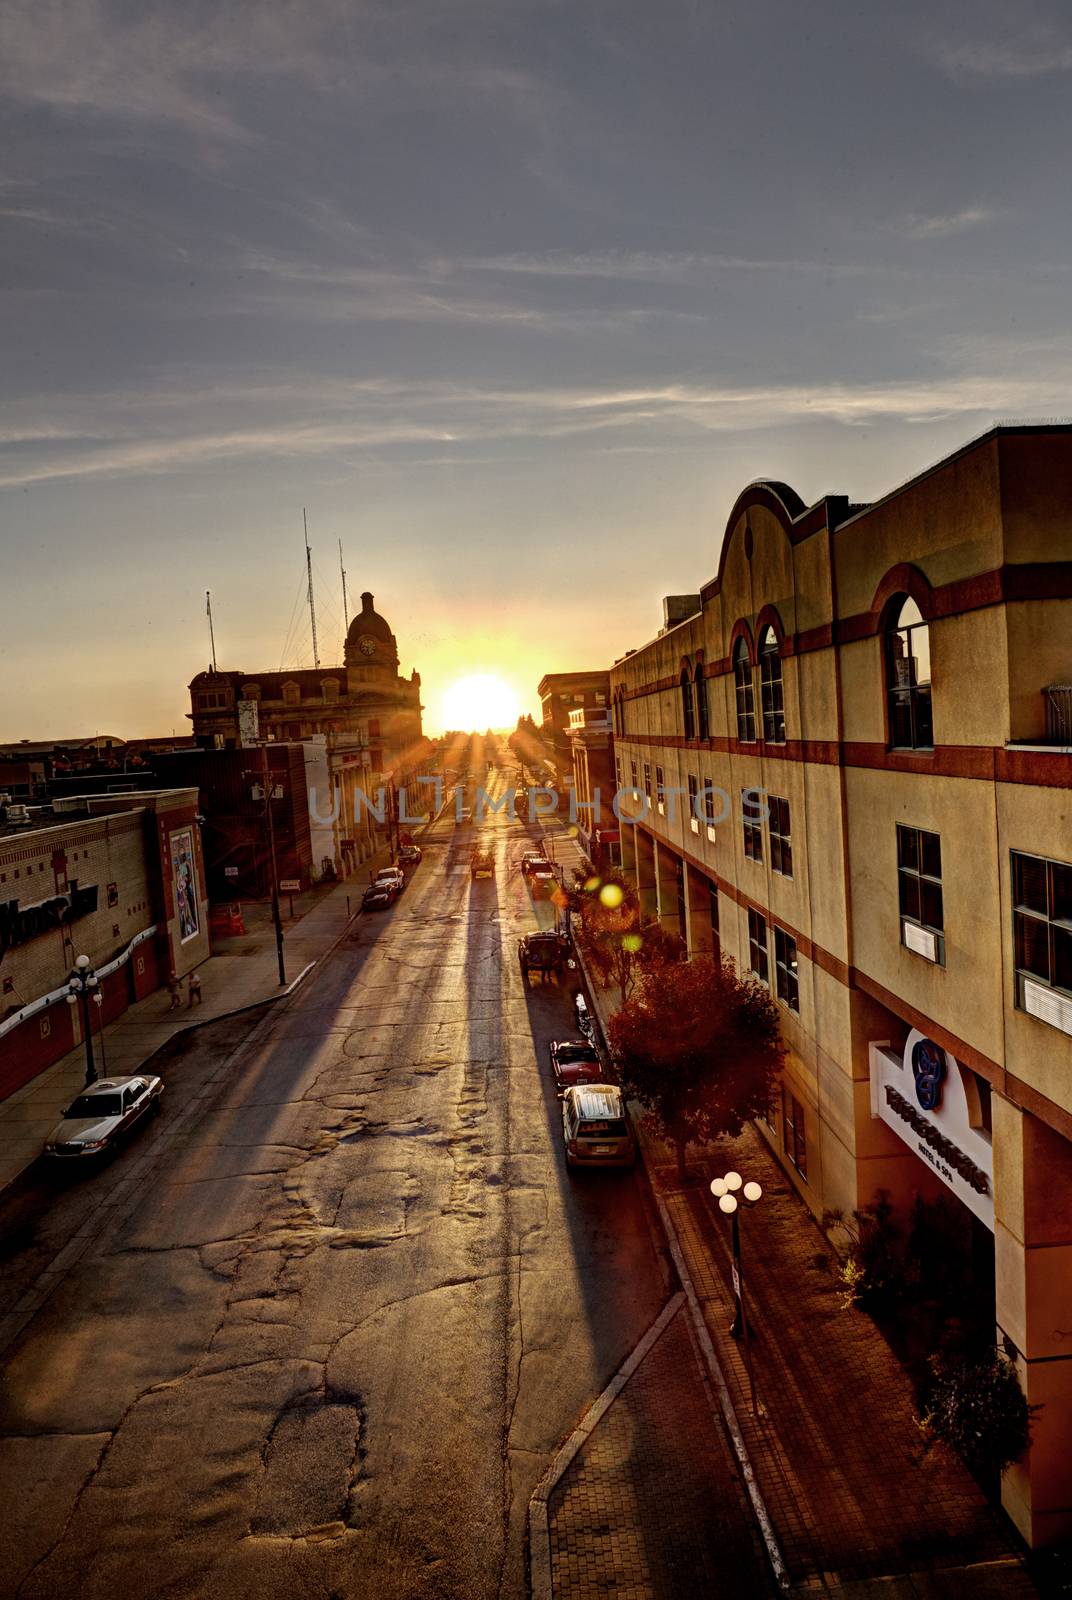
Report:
0,772,667,1600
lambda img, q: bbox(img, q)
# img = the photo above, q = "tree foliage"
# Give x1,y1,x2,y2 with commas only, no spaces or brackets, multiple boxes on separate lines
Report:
609,955,785,1177
920,1350,1036,1482
572,871,684,1000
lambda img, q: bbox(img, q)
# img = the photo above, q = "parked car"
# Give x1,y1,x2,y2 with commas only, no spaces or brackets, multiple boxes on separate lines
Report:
549,1039,605,1096
398,844,422,865
561,1084,635,1169
528,860,558,897
44,1075,164,1160
363,882,396,911
375,867,406,894
518,930,573,983
520,851,549,876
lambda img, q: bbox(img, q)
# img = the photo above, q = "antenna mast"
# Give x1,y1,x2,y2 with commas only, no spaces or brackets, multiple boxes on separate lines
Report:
339,539,349,633
206,590,218,671
304,508,320,669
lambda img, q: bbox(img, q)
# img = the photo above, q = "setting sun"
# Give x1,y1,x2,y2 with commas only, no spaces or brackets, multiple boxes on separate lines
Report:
440,673,520,733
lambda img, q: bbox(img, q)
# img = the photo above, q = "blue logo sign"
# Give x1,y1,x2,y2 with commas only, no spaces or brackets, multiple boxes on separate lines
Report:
911,1038,945,1112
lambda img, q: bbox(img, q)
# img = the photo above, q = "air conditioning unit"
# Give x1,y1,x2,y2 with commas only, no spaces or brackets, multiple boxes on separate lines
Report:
4,803,30,825
902,918,939,962
1023,978,1072,1038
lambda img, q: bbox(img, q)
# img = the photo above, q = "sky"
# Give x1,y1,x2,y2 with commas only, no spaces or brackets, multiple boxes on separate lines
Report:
2,0,1072,738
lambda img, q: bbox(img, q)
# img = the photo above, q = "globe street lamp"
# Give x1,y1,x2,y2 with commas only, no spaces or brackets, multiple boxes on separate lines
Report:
65,954,99,1086
711,1170,763,1414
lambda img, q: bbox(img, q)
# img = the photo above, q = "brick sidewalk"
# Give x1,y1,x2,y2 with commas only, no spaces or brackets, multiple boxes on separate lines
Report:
641,1124,1037,1596
547,1299,777,1600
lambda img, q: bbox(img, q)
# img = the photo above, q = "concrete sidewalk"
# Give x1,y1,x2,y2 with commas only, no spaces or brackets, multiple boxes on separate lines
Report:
559,911,1036,1598
0,845,397,1190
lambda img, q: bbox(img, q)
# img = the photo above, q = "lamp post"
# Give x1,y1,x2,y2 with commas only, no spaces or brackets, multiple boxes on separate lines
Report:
711,1170,763,1413
92,990,109,1078
65,954,99,1086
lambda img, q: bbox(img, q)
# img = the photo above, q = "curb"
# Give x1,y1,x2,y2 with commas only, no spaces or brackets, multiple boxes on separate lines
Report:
568,933,790,1594
528,1292,685,1600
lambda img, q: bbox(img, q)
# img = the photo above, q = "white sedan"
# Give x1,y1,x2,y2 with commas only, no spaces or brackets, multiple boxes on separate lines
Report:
43,1075,164,1159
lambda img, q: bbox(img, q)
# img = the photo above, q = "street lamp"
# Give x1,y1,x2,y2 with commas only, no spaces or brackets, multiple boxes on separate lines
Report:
711,1170,763,1413
65,953,100,1086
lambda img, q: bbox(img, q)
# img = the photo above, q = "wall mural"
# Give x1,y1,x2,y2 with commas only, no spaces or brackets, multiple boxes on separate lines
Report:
170,828,200,943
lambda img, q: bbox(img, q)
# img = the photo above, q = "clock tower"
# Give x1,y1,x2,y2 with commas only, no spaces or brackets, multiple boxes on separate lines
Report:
344,591,400,685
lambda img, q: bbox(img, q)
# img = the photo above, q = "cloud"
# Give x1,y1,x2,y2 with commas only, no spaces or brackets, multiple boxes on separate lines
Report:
934,34,1072,78
900,207,996,239
6,368,1072,490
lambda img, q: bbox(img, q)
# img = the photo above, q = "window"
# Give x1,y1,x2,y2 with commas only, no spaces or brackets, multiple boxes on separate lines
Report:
774,927,799,1011
897,825,944,944
630,758,638,790
615,754,622,788
733,638,756,742
595,691,607,706
759,626,785,743
687,774,699,830
769,796,792,877
886,596,933,750
695,663,709,740
743,791,763,862
709,882,720,950
282,680,301,706
1013,850,1072,1002
321,678,340,703
656,764,665,813
782,1089,807,1179
681,669,696,740
702,783,717,825
643,762,652,801
748,908,769,982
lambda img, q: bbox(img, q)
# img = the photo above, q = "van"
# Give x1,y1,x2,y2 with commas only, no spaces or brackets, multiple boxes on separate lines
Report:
561,1084,636,1169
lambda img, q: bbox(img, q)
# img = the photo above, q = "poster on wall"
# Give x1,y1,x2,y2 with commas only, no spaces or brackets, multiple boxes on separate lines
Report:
237,698,260,747
170,828,201,943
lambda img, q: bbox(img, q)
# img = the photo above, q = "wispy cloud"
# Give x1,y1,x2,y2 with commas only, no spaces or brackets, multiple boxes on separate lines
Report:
933,33,1072,79
6,368,1072,490
900,207,997,239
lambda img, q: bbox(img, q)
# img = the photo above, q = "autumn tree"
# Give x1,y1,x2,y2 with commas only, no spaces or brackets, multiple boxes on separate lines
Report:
609,955,785,1180
572,872,684,1001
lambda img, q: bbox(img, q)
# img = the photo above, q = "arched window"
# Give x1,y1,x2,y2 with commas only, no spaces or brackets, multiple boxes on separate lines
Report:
886,596,933,749
694,663,709,740
680,669,696,740
733,638,756,742
759,626,785,743
282,680,301,707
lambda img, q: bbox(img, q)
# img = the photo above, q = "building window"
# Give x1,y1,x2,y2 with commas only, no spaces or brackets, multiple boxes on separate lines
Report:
656,764,665,814
681,669,696,740
1013,850,1072,1005
782,1088,807,1179
595,691,607,705
886,596,933,750
774,927,799,1011
695,663,709,740
709,882,720,949
106,882,119,908
615,754,622,788
733,638,756,742
321,678,340,703
769,796,792,877
687,774,699,826
897,825,944,958
747,908,769,982
743,791,763,862
643,763,652,801
282,681,301,707
759,626,785,743
703,783,717,825
630,759,638,791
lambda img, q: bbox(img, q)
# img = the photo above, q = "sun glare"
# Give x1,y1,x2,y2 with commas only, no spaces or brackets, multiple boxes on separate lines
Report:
441,674,520,733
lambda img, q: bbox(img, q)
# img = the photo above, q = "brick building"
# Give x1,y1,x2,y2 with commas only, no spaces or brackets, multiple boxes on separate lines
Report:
537,671,610,774
0,789,209,1098
609,425,1072,1545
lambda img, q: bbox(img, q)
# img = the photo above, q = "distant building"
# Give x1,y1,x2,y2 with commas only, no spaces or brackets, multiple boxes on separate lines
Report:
566,706,618,867
188,591,423,783
0,788,209,1097
537,671,610,773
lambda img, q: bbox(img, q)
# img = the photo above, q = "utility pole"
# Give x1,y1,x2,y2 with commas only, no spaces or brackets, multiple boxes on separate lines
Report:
260,744,287,986
206,590,218,671
304,508,320,669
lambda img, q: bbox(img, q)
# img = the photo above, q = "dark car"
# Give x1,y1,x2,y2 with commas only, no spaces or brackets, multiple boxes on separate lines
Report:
363,882,396,911
398,844,422,865
518,930,573,983
549,1039,605,1096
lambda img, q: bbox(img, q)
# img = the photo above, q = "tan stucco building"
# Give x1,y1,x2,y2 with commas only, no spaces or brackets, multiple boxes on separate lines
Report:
609,425,1072,1546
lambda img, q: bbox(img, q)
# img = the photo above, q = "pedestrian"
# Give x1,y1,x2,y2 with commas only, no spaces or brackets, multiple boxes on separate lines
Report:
167,975,182,1011
187,970,203,1007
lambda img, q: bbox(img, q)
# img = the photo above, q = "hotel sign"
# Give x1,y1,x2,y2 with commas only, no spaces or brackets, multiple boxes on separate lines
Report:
0,880,99,960
869,1029,994,1231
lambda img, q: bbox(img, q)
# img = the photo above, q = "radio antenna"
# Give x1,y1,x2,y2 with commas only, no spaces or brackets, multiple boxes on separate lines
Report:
206,590,218,671
304,508,320,669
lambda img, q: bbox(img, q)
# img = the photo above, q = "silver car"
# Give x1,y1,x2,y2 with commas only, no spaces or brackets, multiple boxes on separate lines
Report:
44,1075,164,1159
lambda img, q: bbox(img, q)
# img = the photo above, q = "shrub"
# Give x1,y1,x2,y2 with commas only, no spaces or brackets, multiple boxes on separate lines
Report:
920,1350,1036,1481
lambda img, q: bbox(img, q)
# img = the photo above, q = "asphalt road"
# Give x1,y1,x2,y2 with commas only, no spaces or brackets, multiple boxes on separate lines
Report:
0,769,669,1600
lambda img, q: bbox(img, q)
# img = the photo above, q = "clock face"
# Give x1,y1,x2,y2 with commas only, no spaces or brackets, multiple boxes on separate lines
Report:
358,635,377,656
